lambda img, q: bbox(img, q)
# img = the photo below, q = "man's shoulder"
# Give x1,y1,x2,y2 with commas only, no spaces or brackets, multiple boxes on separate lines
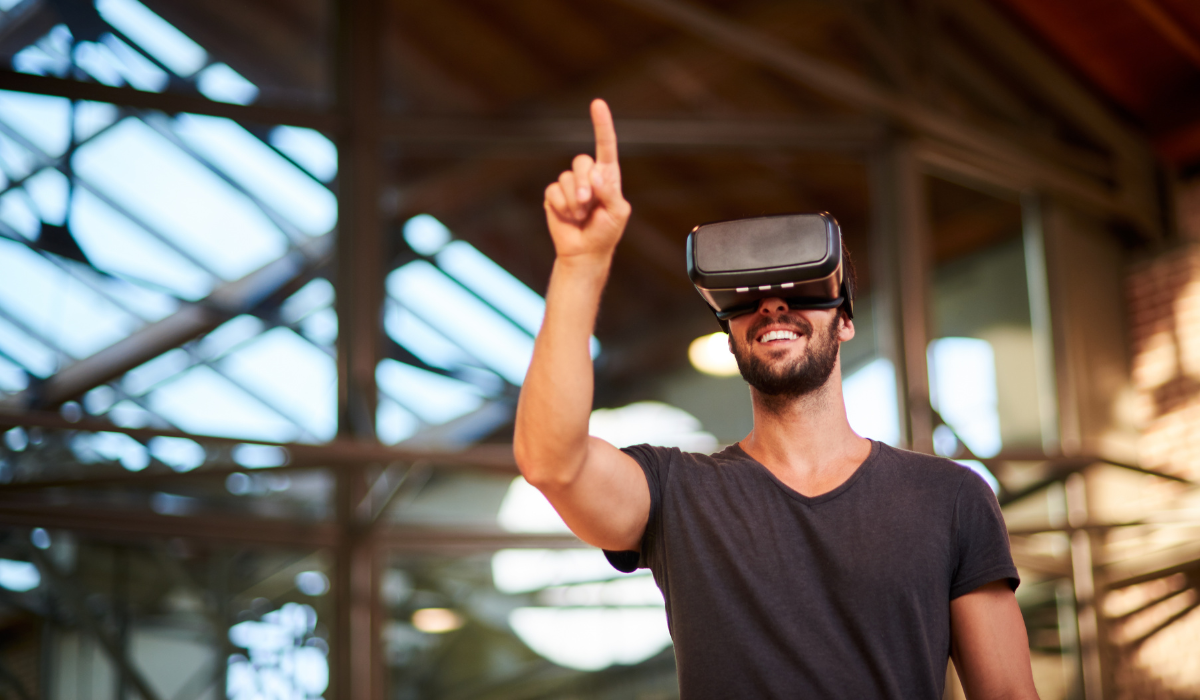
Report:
621,442,732,467
871,442,979,489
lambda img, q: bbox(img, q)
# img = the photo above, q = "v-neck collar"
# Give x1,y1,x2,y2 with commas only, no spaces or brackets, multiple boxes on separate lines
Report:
725,439,879,505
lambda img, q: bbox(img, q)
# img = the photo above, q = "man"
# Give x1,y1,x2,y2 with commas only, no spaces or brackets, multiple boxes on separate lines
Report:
513,98,1040,699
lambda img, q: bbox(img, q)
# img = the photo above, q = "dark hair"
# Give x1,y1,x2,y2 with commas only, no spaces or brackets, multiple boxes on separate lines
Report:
840,239,856,321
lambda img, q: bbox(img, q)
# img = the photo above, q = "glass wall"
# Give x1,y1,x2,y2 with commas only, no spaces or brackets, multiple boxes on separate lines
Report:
927,178,1045,466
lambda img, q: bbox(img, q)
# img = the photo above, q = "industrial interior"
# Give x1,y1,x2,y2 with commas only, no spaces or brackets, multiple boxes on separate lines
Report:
0,0,1199,697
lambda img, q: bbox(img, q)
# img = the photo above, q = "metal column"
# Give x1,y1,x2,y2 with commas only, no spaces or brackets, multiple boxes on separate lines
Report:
333,0,386,696
1066,472,1104,700
870,140,934,453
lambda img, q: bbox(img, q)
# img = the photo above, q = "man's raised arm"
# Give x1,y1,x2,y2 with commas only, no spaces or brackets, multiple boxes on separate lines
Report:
513,99,650,552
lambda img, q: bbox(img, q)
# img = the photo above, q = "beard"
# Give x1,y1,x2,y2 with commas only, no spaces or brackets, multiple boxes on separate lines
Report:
730,312,841,401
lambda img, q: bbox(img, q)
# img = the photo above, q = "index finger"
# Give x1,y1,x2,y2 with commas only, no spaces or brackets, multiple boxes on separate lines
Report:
590,98,619,165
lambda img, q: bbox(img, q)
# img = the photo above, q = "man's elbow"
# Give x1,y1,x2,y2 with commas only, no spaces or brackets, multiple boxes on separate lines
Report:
513,440,582,492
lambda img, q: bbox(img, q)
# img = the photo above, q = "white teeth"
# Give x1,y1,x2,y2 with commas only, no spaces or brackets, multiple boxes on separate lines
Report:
759,330,799,342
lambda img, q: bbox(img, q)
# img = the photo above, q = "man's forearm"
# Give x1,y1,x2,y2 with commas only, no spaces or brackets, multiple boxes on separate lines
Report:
514,255,611,487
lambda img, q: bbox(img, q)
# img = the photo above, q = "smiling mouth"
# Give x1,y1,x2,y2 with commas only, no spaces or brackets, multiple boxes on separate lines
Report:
756,329,801,344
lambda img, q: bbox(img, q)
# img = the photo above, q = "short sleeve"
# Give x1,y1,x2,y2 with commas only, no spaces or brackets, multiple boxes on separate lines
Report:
602,443,669,573
950,470,1020,599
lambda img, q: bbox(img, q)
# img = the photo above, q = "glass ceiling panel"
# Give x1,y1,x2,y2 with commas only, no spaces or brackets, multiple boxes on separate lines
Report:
64,255,178,322
0,191,38,238
198,315,265,361
387,261,534,385
0,238,137,358
281,278,334,325
147,365,300,443
383,301,476,371
94,0,207,77
435,241,547,336
376,397,419,445
270,127,337,183
94,34,168,91
0,90,71,158
376,359,485,425
195,63,258,105
220,327,337,442
123,348,190,396
0,11,577,452
0,132,36,182
173,115,336,237
23,168,68,225
73,101,120,141
0,314,56,379
73,117,287,280
69,189,214,300
0,355,26,393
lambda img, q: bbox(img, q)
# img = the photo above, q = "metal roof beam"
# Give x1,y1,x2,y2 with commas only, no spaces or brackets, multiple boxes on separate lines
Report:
0,70,882,152
0,408,519,470
33,233,332,408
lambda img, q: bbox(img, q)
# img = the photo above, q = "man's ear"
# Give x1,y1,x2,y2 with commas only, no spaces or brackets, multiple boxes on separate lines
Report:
837,313,856,342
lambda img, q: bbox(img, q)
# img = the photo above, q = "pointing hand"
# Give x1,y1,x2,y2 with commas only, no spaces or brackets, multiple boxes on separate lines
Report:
543,99,631,264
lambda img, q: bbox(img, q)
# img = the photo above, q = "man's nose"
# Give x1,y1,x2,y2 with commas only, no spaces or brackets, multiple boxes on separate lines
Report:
756,297,789,315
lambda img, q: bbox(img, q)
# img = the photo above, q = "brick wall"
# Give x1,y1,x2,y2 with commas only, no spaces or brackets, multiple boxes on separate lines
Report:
1113,177,1200,700
1127,179,1200,480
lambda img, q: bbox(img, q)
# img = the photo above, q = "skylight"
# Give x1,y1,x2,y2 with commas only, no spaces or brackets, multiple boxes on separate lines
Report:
95,0,207,77
98,33,168,91
402,214,451,255
195,63,259,105
376,359,484,425
270,127,338,182
69,188,214,300
148,366,300,443
74,102,119,141
383,302,475,371
0,355,27,392
220,327,337,441
173,114,335,236
0,239,137,358
387,261,534,385
23,168,68,225
0,17,573,455
0,90,71,157
0,314,56,378
74,117,288,280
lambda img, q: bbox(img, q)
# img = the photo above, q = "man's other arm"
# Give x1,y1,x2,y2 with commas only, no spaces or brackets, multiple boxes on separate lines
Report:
950,580,1041,699
513,99,650,553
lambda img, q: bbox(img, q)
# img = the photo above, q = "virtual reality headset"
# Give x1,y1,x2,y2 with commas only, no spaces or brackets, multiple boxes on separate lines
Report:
686,212,853,331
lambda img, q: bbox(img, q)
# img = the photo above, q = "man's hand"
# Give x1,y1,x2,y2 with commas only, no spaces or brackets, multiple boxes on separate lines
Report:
543,99,631,264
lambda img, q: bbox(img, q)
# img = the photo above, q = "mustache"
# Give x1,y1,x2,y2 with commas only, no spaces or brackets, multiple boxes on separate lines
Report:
744,313,813,344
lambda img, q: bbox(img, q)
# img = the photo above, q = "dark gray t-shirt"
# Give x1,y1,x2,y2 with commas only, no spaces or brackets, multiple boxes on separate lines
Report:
605,440,1018,700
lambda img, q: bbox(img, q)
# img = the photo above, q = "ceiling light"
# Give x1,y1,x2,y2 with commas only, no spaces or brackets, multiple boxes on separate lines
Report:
688,332,739,377
412,608,464,634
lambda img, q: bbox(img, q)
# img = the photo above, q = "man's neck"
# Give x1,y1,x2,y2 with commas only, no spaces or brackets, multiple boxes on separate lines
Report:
738,368,872,497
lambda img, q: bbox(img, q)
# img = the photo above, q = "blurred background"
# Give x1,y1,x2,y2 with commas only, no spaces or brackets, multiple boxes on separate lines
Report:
0,0,1198,698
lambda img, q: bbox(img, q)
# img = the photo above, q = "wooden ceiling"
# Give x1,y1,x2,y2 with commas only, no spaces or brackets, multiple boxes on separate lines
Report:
992,0,1200,169
28,0,1196,405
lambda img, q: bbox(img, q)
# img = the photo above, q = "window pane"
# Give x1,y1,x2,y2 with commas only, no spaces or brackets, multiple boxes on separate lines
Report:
928,179,1042,455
